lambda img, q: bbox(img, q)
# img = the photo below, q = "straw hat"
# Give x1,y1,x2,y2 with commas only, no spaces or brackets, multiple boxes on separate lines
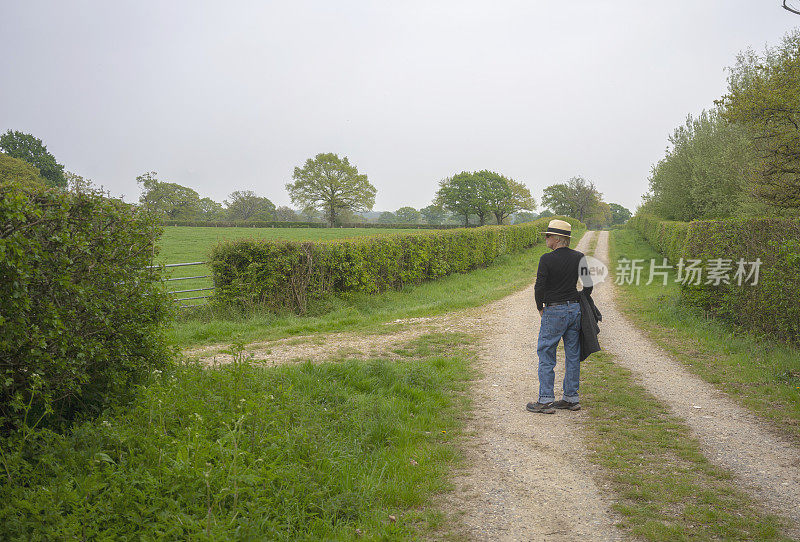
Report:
542,219,571,238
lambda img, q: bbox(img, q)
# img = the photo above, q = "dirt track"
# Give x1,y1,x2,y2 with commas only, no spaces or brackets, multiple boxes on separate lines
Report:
186,229,800,540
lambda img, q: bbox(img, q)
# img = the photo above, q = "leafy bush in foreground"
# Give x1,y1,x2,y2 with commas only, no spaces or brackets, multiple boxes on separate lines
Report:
0,334,472,540
0,181,172,433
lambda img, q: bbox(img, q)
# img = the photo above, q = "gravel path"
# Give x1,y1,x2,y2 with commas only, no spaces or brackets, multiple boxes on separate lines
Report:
441,230,624,541
592,229,800,536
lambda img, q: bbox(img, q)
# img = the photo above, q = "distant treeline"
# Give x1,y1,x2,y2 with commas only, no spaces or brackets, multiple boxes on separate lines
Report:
160,220,467,229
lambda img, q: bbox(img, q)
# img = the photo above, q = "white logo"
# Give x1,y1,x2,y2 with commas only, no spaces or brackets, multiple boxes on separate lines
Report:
579,255,608,287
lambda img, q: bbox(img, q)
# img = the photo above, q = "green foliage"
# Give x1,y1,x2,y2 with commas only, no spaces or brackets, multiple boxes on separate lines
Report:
378,211,398,223
720,29,800,209
628,213,690,263
0,130,66,188
286,153,377,227
434,171,481,226
629,213,800,343
420,204,450,225
0,153,46,189
0,333,473,540
137,171,204,220
0,181,172,433
395,206,422,224
644,109,754,221
434,170,535,227
542,176,605,224
224,190,276,221
512,211,537,224
210,217,584,313
477,170,536,225
681,217,800,343
608,203,631,225
198,197,225,220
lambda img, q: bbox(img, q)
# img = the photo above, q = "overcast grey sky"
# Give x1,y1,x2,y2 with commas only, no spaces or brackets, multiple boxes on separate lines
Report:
2,1,798,213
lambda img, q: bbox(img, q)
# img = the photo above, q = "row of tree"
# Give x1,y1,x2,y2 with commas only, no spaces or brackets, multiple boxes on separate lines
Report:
641,29,800,220
1,131,631,228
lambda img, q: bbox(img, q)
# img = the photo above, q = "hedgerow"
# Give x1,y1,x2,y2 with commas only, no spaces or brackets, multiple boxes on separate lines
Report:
628,213,690,262
0,181,172,434
630,213,800,343
210,216,584,313
681,218,800,343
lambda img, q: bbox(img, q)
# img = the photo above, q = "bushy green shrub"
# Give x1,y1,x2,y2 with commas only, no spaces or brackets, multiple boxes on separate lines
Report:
630,212,800,343
681,217,800,343
0,181,172,433
210,216,584,313
629,213,690,262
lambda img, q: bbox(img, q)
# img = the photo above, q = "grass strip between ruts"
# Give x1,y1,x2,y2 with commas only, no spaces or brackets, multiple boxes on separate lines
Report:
580,352,789,541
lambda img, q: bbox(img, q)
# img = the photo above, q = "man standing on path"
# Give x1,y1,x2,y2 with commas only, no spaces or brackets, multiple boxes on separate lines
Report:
527,219,592,414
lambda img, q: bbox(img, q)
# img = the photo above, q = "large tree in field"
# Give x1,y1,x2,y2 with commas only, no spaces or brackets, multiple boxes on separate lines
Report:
137,171,202,220
435,172,481,226
608,203,632,225
420,204,449,225
0,130,66,188
477,170,536,225
286,153,376,227
395,206,422,223
720,29,800,209
542,176,603,223
224,190,276,221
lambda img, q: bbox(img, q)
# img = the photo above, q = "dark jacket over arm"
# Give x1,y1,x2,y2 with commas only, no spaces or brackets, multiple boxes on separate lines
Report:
578,289,602,361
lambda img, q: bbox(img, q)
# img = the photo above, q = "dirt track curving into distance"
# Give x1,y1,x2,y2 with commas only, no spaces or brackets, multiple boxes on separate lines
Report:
439,230,624,541
186,229,800,539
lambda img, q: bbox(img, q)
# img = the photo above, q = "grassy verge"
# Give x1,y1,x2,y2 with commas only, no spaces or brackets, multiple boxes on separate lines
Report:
0,332,474,541
168,229,586,348
580,351,789,541
609,228,800,441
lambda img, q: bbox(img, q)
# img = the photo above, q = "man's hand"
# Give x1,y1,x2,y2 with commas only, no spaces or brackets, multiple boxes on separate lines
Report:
538,308,543,317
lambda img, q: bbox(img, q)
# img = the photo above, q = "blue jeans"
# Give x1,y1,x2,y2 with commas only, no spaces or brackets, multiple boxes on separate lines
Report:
537,302,581,404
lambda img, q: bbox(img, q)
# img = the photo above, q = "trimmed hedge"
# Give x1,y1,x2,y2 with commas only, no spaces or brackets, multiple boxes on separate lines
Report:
1,181,172,433
630,213,800,344
210,216,584,313
161,220,464,229
680,218,800,343
628,213,690,263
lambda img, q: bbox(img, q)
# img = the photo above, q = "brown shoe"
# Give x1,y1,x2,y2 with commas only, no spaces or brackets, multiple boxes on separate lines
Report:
526,401,556,414
552,399,581,411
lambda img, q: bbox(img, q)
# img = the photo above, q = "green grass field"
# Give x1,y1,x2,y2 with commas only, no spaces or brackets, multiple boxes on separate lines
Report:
156,226,432,307
156,226,430,265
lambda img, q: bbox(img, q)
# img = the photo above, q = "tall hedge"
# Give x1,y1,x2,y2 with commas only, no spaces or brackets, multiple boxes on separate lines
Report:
0,181,172,433
680,218,800,343
628,213,690,263
630,213,800,344
210,216,584,313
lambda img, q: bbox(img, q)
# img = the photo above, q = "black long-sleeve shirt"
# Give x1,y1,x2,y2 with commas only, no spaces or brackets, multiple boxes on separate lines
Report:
534,246,593,311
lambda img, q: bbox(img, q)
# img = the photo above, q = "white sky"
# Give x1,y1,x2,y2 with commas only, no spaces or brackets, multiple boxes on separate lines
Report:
2,1,798,213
